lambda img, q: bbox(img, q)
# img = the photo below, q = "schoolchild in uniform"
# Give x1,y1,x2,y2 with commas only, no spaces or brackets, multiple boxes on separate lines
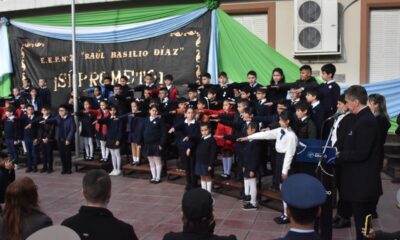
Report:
187,88,198,109
319,63,340,118
3,107,19,166
164,74,179,101
27,88,42,113
121,101,145,166
88,101,110,162
266,68,288,106
97,106,123,176
44,105,76,174
215,72,234,101
195,123,217,193
293,101,317,139
142,104,167,184
240,122,262,210
21,105,39,173
38,106,55,173
203,100,235,179
169,107,201,190
305,89,325,138
77,100,96,160
238,110,298,224
38,79,52,108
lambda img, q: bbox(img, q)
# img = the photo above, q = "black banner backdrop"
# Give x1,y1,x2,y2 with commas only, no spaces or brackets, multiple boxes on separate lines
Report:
9,11,211,107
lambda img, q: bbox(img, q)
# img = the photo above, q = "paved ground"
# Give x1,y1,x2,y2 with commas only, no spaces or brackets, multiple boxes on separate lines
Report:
17,166,400,240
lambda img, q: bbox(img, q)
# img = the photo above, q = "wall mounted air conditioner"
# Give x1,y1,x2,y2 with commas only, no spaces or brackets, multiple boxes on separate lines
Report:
294,0,340,56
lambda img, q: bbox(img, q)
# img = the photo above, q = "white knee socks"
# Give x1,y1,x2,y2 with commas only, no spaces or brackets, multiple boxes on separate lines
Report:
110,149,121,172
244,178,257,206
201,180,212,193
100,140,109,159
154,157,162,180
148,157,156,180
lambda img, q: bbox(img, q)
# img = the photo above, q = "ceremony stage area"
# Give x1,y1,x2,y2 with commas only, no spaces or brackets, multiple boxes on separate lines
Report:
18,167,400,240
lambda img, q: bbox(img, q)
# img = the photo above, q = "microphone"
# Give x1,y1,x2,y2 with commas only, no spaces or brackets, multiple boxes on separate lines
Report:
325,112,344,121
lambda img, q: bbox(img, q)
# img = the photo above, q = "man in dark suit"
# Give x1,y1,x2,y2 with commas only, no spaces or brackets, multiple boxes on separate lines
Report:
62,170,138,240
337,85,382,240
281,174,327,240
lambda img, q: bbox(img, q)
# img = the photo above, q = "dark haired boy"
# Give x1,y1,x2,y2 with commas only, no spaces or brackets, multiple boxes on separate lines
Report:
204,86,221,110
164,74,179,100
108,84,129,115
319,63,340,118
306,89,324,138
293,101,317,139
3,107,19,166
22,105,39,172
216,71,234,101
44,105,76,174
38,106,55,173
38,78,52,108
279,65,319,98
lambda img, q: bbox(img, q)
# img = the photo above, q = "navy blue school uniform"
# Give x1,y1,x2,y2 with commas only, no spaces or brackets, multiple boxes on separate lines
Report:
77,111,96,138
142,116,167,156
319,81,340,118
310,102,325,138
280,77,319,99
20,87,31,100
281,230,320,240
46,114,76,173
98,116,122,149
26,96,42,112
38,115,55,171
195,135,217,176
91,95,105,109
174,119,201,187
254,99,273,127
242,140,262,178
293,116,317,139
267,82,288,104
119,112,145,144
37,87,52,108
203,97,221,110
220,114,253,180
216,84,235,101
133,84,158,98
108,94,129,116
3,117,19,163
22,114,39,170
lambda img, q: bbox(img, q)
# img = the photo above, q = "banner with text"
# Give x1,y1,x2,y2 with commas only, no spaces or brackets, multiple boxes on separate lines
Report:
9,12,210,107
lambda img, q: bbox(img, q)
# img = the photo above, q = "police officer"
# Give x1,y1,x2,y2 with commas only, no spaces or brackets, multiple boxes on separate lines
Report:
163,188,237,240
281,174,327,240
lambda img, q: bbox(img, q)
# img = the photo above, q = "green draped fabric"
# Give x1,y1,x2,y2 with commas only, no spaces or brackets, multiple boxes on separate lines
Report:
13,3,205,26
216,9,300,85
0,74,11,97
389,117,398,134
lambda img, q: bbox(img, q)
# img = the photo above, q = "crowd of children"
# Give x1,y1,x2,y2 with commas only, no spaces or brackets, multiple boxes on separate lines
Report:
1,64,342,217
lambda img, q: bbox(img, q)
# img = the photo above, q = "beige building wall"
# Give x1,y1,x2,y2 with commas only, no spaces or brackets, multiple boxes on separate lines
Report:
275,0,361,85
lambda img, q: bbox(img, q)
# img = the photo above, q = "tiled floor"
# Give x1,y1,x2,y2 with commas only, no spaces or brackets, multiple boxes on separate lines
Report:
17,167,400,240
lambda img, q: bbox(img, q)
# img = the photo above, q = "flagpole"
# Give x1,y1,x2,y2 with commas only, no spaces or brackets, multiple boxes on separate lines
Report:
71,0,79,158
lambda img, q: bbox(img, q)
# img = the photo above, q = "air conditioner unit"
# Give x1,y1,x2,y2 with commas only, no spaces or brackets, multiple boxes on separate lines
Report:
294,0,339,56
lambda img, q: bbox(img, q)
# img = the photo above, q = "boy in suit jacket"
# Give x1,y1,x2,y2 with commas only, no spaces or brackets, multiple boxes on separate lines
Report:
22,105,40,172
44,105,76,174
38,106,55,173
306,89,324,139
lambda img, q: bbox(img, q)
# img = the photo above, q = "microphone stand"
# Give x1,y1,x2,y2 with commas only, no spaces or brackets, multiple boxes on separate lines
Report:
316,116,337,240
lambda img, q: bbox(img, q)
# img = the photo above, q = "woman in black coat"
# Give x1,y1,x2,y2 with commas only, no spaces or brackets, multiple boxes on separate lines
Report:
368,94,391,171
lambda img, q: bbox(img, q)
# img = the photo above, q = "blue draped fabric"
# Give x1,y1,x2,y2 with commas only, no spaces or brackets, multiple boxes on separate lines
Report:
207,10,219,84
341,78,400,118
10,8,208,43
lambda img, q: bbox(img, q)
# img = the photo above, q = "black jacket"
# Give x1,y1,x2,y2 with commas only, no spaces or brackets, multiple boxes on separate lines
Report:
281,230,320,240
319,82,340,117
293,117,317,139
37,116,55,141
0,211,52,240
195,136,217,166
62,206,138,240
0,168,15,203
163,232,237,240
338,107,382,202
